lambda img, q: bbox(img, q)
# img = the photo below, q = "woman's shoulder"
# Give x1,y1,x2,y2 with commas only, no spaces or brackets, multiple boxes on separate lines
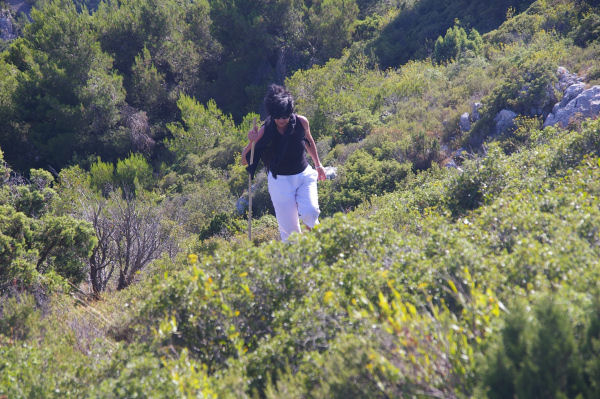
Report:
295,114,309,129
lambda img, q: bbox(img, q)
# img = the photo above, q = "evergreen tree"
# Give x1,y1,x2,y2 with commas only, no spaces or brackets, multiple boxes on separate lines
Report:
306,0,360,62
94,0,220,121
4,0,126,170
433,23,482,64
166,95,236,163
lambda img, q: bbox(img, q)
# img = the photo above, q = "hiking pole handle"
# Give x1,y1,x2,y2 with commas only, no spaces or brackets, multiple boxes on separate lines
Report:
249,140,255,164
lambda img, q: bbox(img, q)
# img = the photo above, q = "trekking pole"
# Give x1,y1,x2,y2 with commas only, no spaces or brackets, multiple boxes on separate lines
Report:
248,118,257,241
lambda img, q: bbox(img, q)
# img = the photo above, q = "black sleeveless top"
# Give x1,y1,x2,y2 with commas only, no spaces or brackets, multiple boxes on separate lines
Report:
246,114,309,179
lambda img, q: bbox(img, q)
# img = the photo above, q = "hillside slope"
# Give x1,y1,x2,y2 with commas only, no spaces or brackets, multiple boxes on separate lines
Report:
2,0,600,397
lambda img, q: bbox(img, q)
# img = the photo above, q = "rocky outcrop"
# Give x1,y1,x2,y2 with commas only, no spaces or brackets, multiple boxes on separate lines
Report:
494,109,517,135
471,102,482,122
543,67,600,128
555,66,584,91
544,85,600,128
459,113,471,132
0,9,16,41
457,103,481,134
558,82,586,108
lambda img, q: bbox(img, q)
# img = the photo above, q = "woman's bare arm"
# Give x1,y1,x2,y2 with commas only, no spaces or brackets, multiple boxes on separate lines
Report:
298,115,326,181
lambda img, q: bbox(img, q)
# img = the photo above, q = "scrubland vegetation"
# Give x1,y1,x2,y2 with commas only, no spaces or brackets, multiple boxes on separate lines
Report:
3,0,600,397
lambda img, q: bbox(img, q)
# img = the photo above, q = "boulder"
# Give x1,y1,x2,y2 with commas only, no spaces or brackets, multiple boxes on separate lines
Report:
544,85,600,128
0,9,16,41
459,112,471,132
494,109,517,135
556,66,584,91
471,102,482,122
558,82,586,109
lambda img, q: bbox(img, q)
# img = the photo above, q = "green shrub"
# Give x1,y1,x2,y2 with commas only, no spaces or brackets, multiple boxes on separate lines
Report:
89,157,114,195
0,294,39,342
572,12,600,46
90,344,217,398
445,144,507,216
136,265,243,372
332,109,378,145
549,119,600,173
483,296,584,399
0,203,96,292
166,95,237,162
8,169,56,218
265,266,502,398
249,214,280,245
582,297,600,398
320,149,412,214
129,46,168,116
115,152,153,193
351,14,382,41
179,179,237,234
305,0,360,62
0,315,94,398
433,24,483,64
199,212,245,240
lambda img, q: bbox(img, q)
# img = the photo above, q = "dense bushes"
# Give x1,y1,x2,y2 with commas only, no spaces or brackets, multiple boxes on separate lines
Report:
0,0,383,173
483,296,600,398
83,118,600,397
320,149,412,214
572,12,600,46
0,152,97,294
372,0,536,67
4,85,600,399
4,1,600,397
433,24,483,64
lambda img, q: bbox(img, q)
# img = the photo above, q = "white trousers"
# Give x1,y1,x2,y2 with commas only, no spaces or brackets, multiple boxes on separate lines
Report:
268,166,320,242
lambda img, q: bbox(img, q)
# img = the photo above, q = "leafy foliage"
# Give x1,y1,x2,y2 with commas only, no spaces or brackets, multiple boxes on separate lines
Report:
166,95,237,162
3,0,127,170
433,23,483,64
483,297,583,399
320,149,412,214
0,152,96,294
0,204,96,293
372,0,536,67
3,1,600,398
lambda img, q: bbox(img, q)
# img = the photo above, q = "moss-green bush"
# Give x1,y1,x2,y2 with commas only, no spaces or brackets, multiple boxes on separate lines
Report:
468,31,566,147
0,203,96,293
433,24,483,64
4,113,600,399
5,3,600,398
320,149,412,214
481,296,600,399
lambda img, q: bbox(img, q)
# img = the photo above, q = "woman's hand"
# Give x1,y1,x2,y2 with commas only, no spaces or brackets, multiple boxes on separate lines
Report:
248,119,261,142
316,166,327,181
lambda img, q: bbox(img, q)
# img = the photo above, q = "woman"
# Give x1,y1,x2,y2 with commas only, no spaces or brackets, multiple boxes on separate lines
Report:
241,84,326,242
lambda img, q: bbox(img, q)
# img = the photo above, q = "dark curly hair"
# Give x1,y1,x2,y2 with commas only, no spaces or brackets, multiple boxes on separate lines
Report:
264,84,294,119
